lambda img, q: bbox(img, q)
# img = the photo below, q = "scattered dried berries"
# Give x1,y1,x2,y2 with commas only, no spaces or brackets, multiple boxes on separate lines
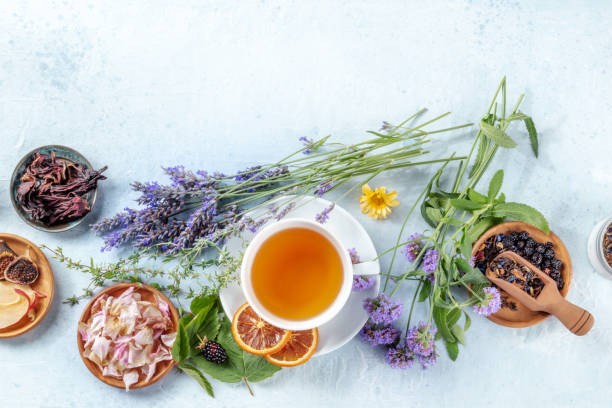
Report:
16,151,107,225
4,257,39,285
603,223,612,269
490,256,545,298
473,229,564,293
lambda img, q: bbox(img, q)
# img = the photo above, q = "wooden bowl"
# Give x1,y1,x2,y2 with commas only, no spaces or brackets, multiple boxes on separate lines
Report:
10,145,99,232
0,233,54,338
77,283,179,389
471,221,572,328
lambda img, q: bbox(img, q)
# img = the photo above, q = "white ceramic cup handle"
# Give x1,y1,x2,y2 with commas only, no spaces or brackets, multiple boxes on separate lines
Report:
351,260,380,276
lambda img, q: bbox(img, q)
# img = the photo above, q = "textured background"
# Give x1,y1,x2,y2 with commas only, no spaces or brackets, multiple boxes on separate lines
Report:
1,1,611,407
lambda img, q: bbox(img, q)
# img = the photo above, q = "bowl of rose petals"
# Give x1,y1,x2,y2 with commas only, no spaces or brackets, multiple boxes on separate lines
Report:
10,145,108,232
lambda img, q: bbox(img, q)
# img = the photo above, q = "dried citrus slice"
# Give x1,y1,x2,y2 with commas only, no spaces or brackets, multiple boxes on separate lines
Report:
264,328,318,367
231,303,291,356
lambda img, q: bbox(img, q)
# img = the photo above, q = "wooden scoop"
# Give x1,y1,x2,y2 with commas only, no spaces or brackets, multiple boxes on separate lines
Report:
486,251,594,336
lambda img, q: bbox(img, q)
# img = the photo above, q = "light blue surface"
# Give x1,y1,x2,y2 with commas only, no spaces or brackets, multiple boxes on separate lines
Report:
1,1,611,407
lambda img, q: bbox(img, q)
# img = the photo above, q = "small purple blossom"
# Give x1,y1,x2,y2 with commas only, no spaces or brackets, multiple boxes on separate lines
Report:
352,276,375,291
360,323,399,346
363,294,403,325
473,286,502,316
406,322,437,357
315,203,335,224
348,248,361,264
423,249,439,282
299,136,314,154
314,180,336,196
417,348,438,369
402,233,423,262
385,343,415,369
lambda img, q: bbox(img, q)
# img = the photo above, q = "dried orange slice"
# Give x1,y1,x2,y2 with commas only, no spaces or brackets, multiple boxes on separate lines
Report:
231,303,291,356
264,328,318,367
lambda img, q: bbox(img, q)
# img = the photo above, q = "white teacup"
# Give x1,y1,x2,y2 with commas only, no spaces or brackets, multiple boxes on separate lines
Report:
241,218,379,330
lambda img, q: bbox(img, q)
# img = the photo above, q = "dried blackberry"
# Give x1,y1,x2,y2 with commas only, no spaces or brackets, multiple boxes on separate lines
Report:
518,231,530,240
516,240,526,249
531,253,543,265
525,238,536,248
535,244,546,254
523,247,535,257
551,259,563,269
197,337,227,364
542,259,551,268
502,237,515,248
510,231,519,241
544,249,555,259
545,242,554,250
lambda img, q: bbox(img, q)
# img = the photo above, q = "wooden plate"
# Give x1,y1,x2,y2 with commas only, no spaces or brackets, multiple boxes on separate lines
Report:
0,233,54,338
77,283,179,390
471,221,572,328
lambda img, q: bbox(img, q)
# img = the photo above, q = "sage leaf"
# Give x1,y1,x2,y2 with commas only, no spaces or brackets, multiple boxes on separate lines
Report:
450,199,485,211
447,308,461,327
523,116,539,157
418,279,431,302
487,170,504,200
433,306,455,342
490,202,550,233
445,340,459,361
479,120,517,148
464,312,472,332
179,363,214,397
467,188,488,204
451,325,466,345
172,322,190,364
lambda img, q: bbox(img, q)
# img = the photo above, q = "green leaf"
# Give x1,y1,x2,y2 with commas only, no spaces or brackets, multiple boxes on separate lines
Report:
487,170,504,200
445,340,459,361
179,363,214,397
451,325,466,345
425,207,443,225
191,294,217,314
172,322,190,364
464,312,472,332
459,235,472,259
490,202,550,234
433,306,455,342
467,217,499,245
479,120,517,148
467,188,488,204
447,308,461,327
450,199,485,211
460,267,490,286
523,116,539,157
418,279,431,302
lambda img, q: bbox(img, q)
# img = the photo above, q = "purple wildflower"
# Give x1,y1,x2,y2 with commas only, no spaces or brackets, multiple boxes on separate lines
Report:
417,348,438,369
363,294,403,325
402,233,423,262
353,276,375,291
348,248,361,264
314,180,336,196
423,249,439,282
299,136,314,154
315,203,335,224
360,323,399,346
385,343,415,369
406,322,437,357
473,286,502,316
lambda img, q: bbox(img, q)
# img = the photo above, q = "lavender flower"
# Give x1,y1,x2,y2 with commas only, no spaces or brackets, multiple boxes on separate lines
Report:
406,322,437,357
360,323,399,346
423,249,439,282
353,276,375,291
348,248,361,264
417,349,438,369
402,233,423,262
314,180,336,196
299,136,314,154
473,286,502,316
363,294,403,325
315,203,335,224
385,343,415,369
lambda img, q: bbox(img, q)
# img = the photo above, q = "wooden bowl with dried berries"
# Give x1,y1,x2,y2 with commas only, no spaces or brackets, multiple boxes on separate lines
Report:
471,221,572,328
10,145,108,232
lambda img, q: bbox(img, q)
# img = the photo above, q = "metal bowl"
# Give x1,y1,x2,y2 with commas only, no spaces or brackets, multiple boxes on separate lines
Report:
10,145,99,232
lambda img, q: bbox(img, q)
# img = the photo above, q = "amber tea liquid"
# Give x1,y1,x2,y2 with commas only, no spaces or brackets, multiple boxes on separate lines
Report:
251,227,343,321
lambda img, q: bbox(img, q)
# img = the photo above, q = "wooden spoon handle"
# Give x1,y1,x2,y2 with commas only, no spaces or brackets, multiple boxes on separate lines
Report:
549,299,594,336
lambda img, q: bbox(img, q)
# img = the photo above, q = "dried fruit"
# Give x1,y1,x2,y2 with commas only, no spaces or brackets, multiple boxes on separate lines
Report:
4,257,39,285
0,253,16,280
16,151,107,225
490,256,545,298
0,240,16,256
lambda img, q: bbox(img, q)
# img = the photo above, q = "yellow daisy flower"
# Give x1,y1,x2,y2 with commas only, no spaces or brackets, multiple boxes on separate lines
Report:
359,184,400,220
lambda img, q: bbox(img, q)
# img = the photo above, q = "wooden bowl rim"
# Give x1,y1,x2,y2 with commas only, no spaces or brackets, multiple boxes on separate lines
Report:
0,233,55,338
471,221,573,328
9,144,99,233
77,283,179,390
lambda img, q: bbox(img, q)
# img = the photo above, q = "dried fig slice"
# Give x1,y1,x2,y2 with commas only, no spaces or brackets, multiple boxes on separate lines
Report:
4,256,39,285
0,253,16,280
0,240,16,256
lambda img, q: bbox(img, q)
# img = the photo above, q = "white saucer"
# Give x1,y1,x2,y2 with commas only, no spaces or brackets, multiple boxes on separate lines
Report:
219,195,380,356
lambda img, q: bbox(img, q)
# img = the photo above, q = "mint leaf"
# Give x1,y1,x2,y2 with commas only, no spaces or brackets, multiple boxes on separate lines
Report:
450,199,485,211
487,170,504,200
172,322,190,363
179,363,214,397
523,116,539,157
451,325,466,345
468,217,499,245
467,188,488,204
418,279,431,302
490,202,550,234
460,267,490,285
445,340,459,361
463,312,472,332
479,120,517,148
447,308,461,327
433,306,455,342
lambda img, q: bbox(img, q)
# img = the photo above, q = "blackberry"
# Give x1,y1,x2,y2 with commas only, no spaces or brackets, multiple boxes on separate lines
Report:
551,259,563,269
197,337,228,364
557,278,564,290
549,270,561,280
545,242,554,250
516,240,526,249
502,237,515,248
535,244,546,254
518,231,530,240
510,231,519,241
525,238,536,248
542,259,552,268
531,253,543,265
523,247,535,257
544,249,555,259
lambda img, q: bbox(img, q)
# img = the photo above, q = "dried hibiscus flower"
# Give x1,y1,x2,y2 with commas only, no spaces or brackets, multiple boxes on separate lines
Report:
16,151,107,225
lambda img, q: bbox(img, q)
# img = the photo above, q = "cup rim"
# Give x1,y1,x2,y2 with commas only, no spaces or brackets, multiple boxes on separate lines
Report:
595,217,612,273
240,218,353,330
